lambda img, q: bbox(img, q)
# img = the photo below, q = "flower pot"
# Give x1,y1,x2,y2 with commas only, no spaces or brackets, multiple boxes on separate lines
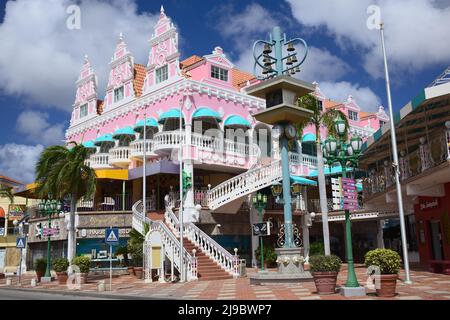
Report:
128,266,135,276
56,272,68,285
78,273,88,284
134,267,143,279
376,274,398,297
312,272,338,295
36,271,45,283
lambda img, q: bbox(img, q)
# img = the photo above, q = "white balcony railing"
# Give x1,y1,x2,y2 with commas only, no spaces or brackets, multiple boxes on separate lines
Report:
130,140,155,158
109,146,131,167
89,153,113,169
153,131,186,151
289,152,318,168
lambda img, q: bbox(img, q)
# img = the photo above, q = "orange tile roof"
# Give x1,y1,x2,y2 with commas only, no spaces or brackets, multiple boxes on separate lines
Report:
133,63,146,98
96,100,104,115
180,55,204,69
0,175,23,187
360,111,376,119
232,68,256,90
323,100,342,110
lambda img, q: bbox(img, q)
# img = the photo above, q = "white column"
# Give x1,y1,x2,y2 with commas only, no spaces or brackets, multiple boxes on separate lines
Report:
302,186,310,263
377,220,385,249
183,123,197,223
249,203,259,268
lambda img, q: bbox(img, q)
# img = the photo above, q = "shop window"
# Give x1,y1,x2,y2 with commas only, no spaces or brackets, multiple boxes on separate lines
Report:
348,110,359,121
80,104,88,118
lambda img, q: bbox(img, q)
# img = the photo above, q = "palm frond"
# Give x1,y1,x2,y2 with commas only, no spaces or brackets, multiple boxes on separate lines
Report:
322,109,349,140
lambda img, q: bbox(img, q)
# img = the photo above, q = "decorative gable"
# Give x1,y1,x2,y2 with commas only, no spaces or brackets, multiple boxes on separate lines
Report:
104,33,135,109
204,47,234,69
71,55,98,125
142,6,181,93
312,82,327,101
376,105,389,121
344,95,361,111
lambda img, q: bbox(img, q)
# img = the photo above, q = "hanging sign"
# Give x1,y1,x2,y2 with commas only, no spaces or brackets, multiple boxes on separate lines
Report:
252,222,271,236
341,178,358,212
8,204,26,221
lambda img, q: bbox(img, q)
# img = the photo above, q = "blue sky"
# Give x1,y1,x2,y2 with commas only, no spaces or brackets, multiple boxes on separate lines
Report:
0,0,449,183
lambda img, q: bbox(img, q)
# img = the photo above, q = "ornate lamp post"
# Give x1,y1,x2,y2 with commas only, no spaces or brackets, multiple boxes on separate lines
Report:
323,117,364,294
252,192,268,271
38,199,62,280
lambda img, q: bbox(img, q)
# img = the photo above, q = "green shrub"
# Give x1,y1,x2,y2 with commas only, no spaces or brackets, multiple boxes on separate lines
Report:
34,258,47,273
255,246,277,265
364,249,402,275
72,256,91,274
127,242,143,266
309,254,342,273
309,242,325,256
52,258,69,272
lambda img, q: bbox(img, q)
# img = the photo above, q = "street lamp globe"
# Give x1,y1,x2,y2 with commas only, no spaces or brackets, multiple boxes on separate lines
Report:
334,118,346,137
347,144,354,156
271,182,283,197
262,194,268,204
291,182,302,196
325,137,337,155
350,136,363,154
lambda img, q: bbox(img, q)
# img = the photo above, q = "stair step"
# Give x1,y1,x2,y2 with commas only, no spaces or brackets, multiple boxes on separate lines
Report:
198,275,233,281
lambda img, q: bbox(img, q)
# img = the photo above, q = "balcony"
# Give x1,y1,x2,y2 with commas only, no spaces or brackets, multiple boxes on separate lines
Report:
89,153,113,169
153,131,185,153
77,194,133,212
109,146,132,168
289,152,318,169
130,140,156,159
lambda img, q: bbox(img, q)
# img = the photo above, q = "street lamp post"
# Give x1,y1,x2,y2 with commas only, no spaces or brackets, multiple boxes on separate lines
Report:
323,118,364,292
38,199,62,280
252,193,268,272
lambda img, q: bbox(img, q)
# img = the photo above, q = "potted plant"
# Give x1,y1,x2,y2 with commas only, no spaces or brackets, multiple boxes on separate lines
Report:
52,258,69,285
128,242,143,279
309,254,342,295
364,249,401,297
255,246,278,269
72,256,91,284
116,245,133,275
34,258,47,282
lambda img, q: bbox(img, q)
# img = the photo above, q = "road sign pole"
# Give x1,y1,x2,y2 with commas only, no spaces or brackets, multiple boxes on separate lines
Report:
110,244,112,291
18,248,23,285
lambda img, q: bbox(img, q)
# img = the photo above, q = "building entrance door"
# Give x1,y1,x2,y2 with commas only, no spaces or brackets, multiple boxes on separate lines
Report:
429,221,444,260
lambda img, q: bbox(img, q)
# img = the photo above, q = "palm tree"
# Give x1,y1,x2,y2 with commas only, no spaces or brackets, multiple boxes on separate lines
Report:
0,184,14,237
35,143,96,262
297,94,349,256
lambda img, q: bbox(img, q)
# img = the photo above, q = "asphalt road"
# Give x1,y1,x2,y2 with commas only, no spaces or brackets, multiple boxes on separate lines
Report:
0,288,110,300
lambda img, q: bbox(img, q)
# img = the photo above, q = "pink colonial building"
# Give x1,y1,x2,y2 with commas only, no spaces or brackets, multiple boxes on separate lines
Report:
62,8,389,280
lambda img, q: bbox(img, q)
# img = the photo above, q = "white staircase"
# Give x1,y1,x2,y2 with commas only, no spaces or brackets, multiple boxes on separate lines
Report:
207,159,283,211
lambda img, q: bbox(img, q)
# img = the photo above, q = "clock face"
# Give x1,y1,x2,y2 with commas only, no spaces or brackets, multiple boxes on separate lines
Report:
272,125,283,139
285,124,297,140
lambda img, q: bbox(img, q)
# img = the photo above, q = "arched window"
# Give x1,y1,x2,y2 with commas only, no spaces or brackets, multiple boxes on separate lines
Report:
253,124,272,157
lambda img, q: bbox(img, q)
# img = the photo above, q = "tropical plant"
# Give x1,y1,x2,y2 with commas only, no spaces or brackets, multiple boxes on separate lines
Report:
115,245,129,266
309,242,325,256
34,258,47,273
72,256,91,274
364,249,402,275
309,254,342,273
297,94,349,255
255,246,277,266
127,223,149,266
52,258,69,273
0,184,13,203
35,143,96,262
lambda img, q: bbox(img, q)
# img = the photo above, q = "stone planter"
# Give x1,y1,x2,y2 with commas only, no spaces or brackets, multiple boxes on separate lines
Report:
79,273,88,284
128,266,135,276
36,271,45,283
134,267,143,279
312,272,338,295
56,272,68,285
376,274,398,297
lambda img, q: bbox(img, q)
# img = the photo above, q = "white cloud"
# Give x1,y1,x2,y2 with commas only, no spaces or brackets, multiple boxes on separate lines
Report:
319,81,382,112
0,0,158,111
286,0,450,77
16,110,65,145
0,144,44,184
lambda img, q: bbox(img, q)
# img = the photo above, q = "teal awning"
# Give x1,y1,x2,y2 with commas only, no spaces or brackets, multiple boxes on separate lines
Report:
134,118,158,132
192,107,222,122
224,115,251,128
158,109,184,123
302,133,316,143
82,140,97,150
356,182,362,192
94,134,115,146
308,165,353,177
112,126,136,140
291,176,317,186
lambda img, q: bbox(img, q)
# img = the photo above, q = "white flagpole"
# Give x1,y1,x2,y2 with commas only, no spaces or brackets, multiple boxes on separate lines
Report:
143,113,147,226
179,106,185,282
379,22,411,284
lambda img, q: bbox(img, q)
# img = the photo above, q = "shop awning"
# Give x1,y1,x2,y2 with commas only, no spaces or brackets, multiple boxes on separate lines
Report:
94,134,115,146
290,176,317,186
302,133,316,143
308,165,353,177
82,140,97,150
224,115,251,128
158,109,184,123
192,107,222,122
134,118,159,132
112,126,136,140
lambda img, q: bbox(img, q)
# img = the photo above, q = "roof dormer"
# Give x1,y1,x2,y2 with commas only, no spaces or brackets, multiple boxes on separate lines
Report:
142,6,181,94
104,33,136,110
71,55,98,125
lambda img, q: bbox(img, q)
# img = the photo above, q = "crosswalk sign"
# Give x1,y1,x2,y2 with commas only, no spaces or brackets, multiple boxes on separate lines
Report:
16,237,26,249
105,228,119,245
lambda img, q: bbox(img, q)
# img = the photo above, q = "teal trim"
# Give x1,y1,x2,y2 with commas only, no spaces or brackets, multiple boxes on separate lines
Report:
308,165,352,177
192,107,222,122
373,130,382,141
290,175,317,186
94,134,115,146
356,183,362,192
134,118,158,132
158,109,184,123
302,133,316,143
82,140,97,150
112,126,136,139
224,115,251,128
411,90,426,110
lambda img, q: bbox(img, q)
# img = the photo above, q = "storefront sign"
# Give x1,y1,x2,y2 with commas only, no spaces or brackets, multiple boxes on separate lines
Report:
420,198,439,210
8,204,26,221
79,228,131,239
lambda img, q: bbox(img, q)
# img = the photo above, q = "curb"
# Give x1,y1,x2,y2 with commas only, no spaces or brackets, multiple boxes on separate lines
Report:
0,286,175,300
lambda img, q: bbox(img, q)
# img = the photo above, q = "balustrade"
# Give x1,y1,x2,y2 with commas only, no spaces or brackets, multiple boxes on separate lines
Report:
109,146,131,165
88,153,112,169
130,140,154,158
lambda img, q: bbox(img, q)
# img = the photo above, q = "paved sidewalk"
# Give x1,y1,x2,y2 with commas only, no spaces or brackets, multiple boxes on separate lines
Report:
1,265,449,300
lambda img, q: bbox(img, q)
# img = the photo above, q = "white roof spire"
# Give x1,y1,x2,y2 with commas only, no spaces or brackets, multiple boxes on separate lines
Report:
160,5,165,14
